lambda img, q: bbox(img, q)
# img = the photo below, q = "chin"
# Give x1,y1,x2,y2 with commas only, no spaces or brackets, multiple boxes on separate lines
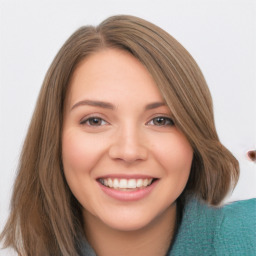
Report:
97,203,175,233
102,216,154,232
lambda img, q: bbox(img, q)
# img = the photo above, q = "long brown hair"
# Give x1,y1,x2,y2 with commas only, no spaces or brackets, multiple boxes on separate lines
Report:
1,15,239,255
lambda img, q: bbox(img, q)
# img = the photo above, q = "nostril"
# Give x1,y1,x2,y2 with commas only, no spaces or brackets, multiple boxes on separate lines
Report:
247,150,256,162
108,143,148,163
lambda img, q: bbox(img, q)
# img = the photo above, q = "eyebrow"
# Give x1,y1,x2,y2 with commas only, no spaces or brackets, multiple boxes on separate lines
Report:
145,102,166,110
71,100,114,110
70,100,166,111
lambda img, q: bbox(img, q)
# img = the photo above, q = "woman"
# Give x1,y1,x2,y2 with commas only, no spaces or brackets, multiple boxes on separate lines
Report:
1,15,255,256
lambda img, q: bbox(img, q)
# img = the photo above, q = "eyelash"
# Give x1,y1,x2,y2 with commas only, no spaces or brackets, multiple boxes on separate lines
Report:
80,116,174,127
147,116,175,126
80,116,108,126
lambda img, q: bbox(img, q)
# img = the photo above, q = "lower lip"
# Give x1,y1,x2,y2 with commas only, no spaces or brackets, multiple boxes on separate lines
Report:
98,180,159,201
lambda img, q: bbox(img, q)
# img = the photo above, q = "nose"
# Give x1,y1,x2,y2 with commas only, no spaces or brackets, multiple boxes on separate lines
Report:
108,126,148,163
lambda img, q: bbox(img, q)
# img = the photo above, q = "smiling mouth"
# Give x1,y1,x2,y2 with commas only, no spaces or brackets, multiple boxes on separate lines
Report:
98,178,157,191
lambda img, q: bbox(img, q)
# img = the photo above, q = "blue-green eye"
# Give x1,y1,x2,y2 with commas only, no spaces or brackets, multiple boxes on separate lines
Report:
80,117,107,126
148,116,174,126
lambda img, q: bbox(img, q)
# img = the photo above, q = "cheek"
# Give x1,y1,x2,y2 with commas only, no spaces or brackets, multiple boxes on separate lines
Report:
61,130,108,215
153,133,193,175
62,131,105,176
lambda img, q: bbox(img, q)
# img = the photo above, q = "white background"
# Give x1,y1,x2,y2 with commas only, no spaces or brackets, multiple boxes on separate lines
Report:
0,0,255,254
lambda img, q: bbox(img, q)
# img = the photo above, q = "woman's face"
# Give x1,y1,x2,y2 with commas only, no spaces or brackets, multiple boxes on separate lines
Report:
62,49,193,231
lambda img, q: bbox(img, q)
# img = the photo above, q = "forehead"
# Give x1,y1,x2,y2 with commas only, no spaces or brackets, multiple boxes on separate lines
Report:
66,49,165,106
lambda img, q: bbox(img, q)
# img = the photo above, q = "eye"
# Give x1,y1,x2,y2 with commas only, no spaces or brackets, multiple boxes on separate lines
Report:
80,117,108,126
148,116,174,126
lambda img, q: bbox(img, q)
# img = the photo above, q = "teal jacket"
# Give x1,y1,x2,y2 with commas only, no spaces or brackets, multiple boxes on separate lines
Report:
170,197,256,255
79,197,256,255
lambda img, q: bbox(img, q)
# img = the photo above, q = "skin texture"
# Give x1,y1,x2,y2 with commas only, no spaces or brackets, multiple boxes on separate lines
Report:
62,49,193,255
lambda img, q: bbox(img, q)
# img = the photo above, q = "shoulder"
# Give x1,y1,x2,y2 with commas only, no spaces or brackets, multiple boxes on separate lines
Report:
170,197,256,255
214,198,256,255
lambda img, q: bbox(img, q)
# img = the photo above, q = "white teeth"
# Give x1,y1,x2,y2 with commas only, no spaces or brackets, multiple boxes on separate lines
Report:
127,179,137,188
107,178,113,187
119,179,127,188
100,178,153,189
136,179,143,187
113,179,119,188
143,179,149,186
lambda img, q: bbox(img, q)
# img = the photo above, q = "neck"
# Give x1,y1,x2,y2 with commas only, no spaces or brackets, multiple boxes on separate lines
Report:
83,203,177,256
